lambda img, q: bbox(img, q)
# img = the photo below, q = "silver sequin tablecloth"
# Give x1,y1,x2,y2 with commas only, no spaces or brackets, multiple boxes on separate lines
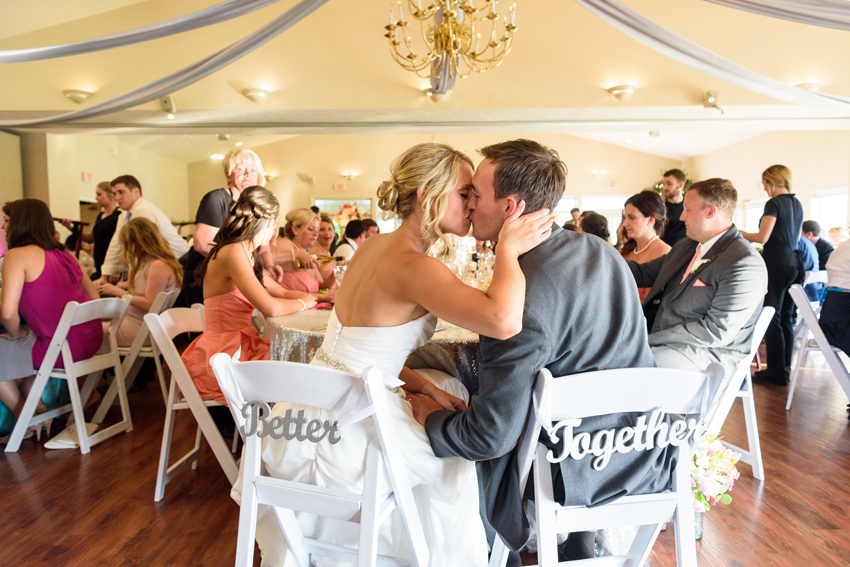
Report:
268,310,481,393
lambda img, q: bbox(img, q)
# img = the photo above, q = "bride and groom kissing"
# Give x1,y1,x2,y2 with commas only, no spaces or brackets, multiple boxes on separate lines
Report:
249,139,672,566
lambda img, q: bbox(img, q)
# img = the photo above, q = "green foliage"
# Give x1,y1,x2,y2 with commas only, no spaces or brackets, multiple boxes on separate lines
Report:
644,168,694,195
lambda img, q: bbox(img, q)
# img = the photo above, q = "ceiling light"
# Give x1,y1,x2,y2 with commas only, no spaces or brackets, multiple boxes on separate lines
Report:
607,85,636,101
795,82,821,92
342,172,359,180
210,154,225,160
703,91,724,114
63,89,93,104
264,173,277,180
167,113,174,120
235,141,243,147
592,170,607,179
242,88,270,103
424,88,448,103
159,95,176,118
218,133,231,141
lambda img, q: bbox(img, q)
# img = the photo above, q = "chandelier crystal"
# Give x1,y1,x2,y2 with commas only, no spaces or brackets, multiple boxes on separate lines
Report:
384,0,518,97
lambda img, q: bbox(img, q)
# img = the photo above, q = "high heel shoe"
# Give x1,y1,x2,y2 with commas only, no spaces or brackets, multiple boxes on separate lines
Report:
26,418,54,442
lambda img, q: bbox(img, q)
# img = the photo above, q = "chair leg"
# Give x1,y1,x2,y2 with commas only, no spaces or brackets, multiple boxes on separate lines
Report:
192,426,203,470
534,445,559,567
64,362,91,455
234,437,261,567
358,439,383,567
155,378,180,502
152,351,169,407
787,345,808,411
4,368,52,453
742,372,765,480
488,536,511,567
627,523,663,567
672,451,698,567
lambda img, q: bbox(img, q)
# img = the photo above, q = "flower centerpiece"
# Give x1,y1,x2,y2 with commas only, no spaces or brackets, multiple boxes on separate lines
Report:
690,433,741,539
334,203,365,232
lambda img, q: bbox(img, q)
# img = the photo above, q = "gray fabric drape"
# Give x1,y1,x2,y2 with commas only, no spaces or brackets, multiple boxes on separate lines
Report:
0,0,329,128
0,0,284,64
705,0,850,32
574,0,850,110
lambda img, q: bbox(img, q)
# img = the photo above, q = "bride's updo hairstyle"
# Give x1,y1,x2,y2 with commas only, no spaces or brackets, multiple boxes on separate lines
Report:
197,185,279,284
377,142,473,243
284,208,319,239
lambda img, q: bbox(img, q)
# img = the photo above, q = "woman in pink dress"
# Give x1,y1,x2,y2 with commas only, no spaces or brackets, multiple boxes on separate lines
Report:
272,208,339,293
0,199,102,440
182,187,326,404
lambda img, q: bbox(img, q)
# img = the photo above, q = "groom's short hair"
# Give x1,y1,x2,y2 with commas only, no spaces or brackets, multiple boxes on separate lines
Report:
478,139,567,213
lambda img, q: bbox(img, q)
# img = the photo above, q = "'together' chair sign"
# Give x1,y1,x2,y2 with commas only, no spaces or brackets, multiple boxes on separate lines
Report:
544,409,707,471
240,401,342,444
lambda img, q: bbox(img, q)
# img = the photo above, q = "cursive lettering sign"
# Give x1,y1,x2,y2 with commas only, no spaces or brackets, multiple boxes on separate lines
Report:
240,402,342,444
545,409,706,470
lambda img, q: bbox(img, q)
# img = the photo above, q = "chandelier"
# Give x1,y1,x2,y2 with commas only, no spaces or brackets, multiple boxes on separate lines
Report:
384,1,518,99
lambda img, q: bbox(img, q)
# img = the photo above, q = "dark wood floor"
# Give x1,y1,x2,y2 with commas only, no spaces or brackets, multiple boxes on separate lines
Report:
2,347,849,567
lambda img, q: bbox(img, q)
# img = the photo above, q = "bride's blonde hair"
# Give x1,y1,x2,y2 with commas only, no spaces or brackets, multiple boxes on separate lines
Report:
376,143,473,244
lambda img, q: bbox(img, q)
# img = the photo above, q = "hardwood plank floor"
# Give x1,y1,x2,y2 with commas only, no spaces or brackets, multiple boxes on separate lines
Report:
2,347,848,566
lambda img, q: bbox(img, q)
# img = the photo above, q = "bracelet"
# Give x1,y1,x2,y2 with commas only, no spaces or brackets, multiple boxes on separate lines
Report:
296,298,307,311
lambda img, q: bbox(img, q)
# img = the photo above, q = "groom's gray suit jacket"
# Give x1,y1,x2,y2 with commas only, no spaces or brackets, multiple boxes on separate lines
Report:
628,225,768,372
425,224,660,551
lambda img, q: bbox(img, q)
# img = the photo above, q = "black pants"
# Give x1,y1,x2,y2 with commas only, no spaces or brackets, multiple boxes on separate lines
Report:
820,291,850,354
763,252,804,383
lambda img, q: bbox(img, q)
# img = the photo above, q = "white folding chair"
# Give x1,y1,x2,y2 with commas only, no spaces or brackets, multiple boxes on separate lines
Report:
489,363,725,567
787,284,850,410
144,306,239,502
5,296,133,454
251,308,267,338
210,354,430,567
793,271,827,346
706,306,774,480
93,290,179,420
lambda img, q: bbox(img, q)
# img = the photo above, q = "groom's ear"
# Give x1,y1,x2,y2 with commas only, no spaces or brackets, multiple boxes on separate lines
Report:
503,196,520,218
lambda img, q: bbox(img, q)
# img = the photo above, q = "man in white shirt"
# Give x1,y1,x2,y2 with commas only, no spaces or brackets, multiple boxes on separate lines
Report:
334,219,367,261
627,178,768,373
94,175,191,285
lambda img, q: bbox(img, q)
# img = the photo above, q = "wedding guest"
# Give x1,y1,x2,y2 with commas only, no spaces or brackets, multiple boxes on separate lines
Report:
829,226,849,247
309,215,338,282
818,239,850,364
578,211,609,242
271,208,337,293
182,187,319,405
562,222,578,232
620,191,671,301
565,207,581,228
802,220,834,270
742,165,804,385
60,181,121,280
182,150,282,307
627,179,767,374
96,218,182,347
661,169,687,245
362,218,379,238
334,219,366,261
0,199,102,438
797,233,823,302
94,175,190,286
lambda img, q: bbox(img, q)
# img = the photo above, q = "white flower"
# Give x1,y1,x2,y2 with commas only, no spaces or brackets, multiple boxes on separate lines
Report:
691,259,711,273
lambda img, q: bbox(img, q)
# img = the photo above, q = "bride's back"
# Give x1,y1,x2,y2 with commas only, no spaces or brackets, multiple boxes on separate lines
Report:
332,230,431,328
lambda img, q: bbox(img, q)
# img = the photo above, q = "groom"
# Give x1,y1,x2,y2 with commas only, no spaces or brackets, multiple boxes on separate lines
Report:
409,139,669,563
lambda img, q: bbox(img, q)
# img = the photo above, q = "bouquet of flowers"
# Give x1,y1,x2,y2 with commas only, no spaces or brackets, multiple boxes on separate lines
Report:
690,434,741,513
334,203,365,231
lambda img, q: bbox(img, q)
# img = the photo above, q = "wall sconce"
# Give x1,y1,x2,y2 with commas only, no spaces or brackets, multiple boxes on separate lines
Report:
296,173,315,185
703,91,724,114
607,85,636,101
342,172,359,180
264,173,277,181
242,88,270,103
591,170,607,179
63,90,93,104
160,95,176,119
210,154,225,160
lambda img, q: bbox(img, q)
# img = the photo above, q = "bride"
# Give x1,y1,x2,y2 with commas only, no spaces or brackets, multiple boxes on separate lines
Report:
248,143,552,566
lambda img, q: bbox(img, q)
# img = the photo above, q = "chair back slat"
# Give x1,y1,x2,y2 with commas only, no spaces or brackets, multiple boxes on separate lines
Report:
144,306,206,392
69,296,131,326
804,270,828,286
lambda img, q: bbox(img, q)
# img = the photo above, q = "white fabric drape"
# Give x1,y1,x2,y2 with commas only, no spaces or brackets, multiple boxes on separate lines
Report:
705,0,850,32
574,0,850,110
0,0,284,64
0,0,329,128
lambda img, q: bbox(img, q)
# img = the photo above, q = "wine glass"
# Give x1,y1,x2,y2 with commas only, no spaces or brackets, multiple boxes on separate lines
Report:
333,264,347,285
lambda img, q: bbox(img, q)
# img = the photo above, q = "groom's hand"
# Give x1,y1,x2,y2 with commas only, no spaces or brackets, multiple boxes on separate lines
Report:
407,393,443,426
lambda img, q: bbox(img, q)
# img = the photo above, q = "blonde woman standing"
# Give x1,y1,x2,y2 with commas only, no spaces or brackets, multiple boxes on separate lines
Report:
61,181,121,279
741,165,804,385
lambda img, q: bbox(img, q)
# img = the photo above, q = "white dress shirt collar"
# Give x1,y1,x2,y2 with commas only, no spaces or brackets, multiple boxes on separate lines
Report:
696,228,730,262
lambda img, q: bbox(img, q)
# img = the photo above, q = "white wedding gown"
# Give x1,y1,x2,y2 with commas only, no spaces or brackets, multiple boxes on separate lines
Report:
241,309,488,567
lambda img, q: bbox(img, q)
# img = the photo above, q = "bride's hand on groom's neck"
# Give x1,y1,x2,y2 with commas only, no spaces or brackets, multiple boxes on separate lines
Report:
498,202,553,257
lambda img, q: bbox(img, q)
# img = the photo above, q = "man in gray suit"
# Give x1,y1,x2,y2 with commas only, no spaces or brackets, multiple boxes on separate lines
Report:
628,178,768,374
408,140,669,563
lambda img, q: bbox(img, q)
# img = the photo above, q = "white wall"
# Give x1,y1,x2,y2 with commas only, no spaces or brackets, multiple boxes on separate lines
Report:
0,131,23,204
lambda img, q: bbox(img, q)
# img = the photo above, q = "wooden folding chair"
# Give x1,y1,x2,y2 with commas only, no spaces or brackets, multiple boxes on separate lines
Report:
706,306,773,480
211,354,430,567
5,296,133,454
489,363,725,567
144,306,239,502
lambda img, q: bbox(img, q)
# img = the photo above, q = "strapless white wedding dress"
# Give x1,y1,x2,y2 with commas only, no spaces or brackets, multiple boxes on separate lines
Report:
250,309,488,567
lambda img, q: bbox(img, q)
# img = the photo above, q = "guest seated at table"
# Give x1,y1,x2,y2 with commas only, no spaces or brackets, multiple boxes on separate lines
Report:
577,211,610,242
818,239,850,364
271,208,338,293
620,191,671,301
181,187,320,405
802,220,834,270
627,179,768,374
333,219,366,261
309,215,338,283
797,231,823,302
0,199,103,441
829,226,849,247
96,218,182,347
362,218,380,238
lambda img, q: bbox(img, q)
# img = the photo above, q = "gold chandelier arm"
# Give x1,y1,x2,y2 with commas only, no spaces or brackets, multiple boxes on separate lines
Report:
405,0,440,21
388,38,434,74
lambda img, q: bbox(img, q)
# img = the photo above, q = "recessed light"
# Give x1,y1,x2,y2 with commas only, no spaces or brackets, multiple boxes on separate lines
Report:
607,85,636,100
63,89,93,104
167,113,174,120
235,141,243,147
210,154,225,160
242,88,270,103
795,82,821,92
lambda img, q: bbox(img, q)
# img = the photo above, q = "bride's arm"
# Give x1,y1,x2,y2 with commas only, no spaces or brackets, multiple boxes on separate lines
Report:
403,205,552,340
399,366,466,411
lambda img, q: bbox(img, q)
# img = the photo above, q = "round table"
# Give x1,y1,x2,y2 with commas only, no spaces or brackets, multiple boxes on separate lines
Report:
268,309,481,393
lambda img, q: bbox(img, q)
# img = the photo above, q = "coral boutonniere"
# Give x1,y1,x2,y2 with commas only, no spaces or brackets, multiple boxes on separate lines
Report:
691,259,711,273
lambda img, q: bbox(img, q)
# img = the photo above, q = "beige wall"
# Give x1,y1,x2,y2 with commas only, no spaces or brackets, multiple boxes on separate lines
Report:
684,131,850,222
188,133,681,222
0,131,23,204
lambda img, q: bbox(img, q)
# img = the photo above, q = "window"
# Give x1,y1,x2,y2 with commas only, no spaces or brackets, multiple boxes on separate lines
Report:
743,200,767,233
810,188,848,234
553,196,579,226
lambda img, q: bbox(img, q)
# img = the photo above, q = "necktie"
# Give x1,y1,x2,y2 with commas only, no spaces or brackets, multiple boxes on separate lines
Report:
680,245,702,284
125,211,132,222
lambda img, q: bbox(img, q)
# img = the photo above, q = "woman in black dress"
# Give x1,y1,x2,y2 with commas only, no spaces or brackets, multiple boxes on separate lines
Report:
741,165,804,385
61,181,121,280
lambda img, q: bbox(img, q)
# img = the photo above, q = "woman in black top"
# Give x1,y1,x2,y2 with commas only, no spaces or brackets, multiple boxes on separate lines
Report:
741,165,804,385
61,181,121,280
